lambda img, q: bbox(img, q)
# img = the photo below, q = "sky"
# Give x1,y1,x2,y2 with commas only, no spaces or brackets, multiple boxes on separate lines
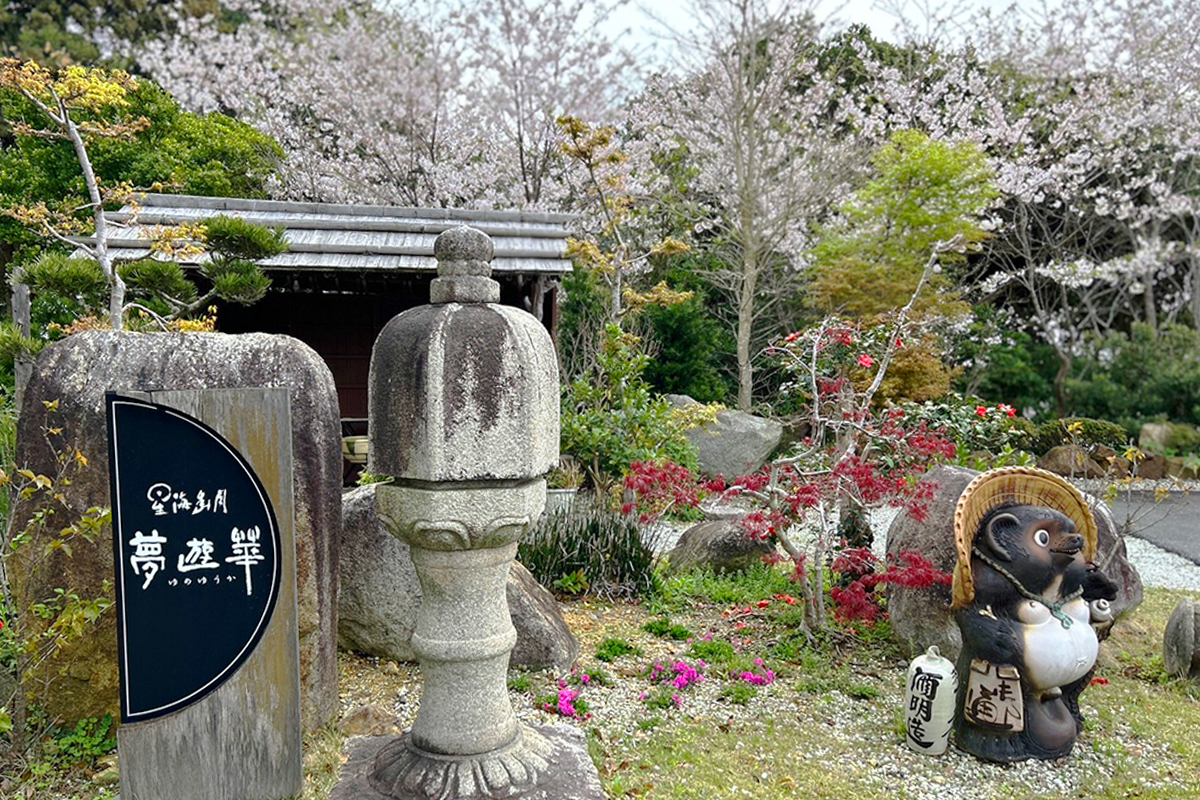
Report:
602,0,1031,67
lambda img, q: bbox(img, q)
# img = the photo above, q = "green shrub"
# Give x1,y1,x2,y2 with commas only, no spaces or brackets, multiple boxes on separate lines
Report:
1006,416,1039,451
1164,423,1200,454
641,293,732,403
595,638,641,662
560,325,699,493
1067,323,1200,430
894,393,1029,456
519,499,658,598
1033,417,1129,454
952,308,1057,415
643,617,693,641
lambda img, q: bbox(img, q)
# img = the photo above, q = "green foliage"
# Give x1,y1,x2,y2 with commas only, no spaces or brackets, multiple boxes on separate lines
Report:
793,650,879,699
594,638,640,663
0,405,113,752
1163,423,1200,454
355,470,394,487
894,394,1029,455
807,129,997,317
652,563,797,615
555,263,608,382
868,333,954,405
119,258,198,317
0,321,43,384
953,307,1057,414
1067,323,1200,432
518,498,659,599
43,714,116,768
642,617,693,641
12,252,105,299
551,569,590,596
0,0,194,67
0,76,280,258
507,672,533,693
1034,417,1129,454
203,214,288,261
636,715,662,731
560,324,699,492
643,687,680,710
187,214,284,310
718,683,758,705
13,252,107,334
205,256,272,306
641,291,733,403
688,638,736,667
12,213,281,332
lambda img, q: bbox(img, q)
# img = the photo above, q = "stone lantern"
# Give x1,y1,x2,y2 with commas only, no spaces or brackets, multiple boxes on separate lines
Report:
332,226,602,800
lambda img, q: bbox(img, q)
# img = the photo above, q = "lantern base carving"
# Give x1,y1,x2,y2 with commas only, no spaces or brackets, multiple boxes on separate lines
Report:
329,724,605,800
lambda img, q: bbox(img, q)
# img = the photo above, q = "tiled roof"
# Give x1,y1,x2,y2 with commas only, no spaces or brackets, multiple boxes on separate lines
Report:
91,194,574,275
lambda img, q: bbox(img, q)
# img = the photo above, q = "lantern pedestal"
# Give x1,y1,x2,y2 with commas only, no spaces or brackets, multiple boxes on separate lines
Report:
332,725,604,800
331,225,602,799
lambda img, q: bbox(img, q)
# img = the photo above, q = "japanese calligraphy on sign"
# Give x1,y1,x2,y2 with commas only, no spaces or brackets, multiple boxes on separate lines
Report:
964,658,1025,732
107,395,281,723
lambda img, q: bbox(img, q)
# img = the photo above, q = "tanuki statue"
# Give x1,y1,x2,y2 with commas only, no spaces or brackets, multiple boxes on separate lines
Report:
951,467,1117,762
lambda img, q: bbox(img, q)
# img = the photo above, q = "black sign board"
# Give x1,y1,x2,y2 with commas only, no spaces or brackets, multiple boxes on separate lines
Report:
107,394,281,724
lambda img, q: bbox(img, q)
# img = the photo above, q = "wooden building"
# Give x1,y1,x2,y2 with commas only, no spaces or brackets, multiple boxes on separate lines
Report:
99,194,574,420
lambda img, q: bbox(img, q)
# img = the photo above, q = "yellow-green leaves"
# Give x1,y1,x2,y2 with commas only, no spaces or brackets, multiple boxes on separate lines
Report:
0,58,139,114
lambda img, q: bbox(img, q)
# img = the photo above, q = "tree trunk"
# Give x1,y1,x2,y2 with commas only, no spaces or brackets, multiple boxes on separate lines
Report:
1053,346,1071,418
736,252,758,411
65,109,124,329
1144,279,1158,333
1191,254,1200,329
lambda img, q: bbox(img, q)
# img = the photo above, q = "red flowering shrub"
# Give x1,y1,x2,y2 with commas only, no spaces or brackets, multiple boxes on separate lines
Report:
621,459,705,522
829,548,952,622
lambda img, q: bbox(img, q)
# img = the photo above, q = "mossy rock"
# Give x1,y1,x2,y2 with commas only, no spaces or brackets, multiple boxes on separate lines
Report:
1033,417,1128,455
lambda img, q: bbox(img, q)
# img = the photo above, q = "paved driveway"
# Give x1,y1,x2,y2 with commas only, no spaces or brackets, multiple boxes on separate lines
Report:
1107,492,1200,565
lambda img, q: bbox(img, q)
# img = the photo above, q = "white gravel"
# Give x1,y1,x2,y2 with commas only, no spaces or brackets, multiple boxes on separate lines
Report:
1121,535,1200,590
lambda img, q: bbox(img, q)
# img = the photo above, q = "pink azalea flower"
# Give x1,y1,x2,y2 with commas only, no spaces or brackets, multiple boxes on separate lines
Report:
857,354,874,368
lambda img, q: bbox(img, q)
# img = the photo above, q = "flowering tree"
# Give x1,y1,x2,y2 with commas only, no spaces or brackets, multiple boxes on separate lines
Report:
459,0,635,207
630,1,873,411
881,0,1200,413
135,0,633,210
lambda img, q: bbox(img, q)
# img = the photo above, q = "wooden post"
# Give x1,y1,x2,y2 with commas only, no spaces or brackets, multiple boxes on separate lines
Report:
116,388,302,800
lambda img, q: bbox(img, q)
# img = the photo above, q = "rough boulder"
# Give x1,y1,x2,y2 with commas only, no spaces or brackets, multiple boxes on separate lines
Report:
668,394,782,478
9,331,341,730
665,518,774,574
339,484,579,672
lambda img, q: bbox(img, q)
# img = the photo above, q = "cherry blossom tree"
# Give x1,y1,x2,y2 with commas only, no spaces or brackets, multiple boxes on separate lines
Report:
939,0,1200,412
629,1,876,411
135,0,633,210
